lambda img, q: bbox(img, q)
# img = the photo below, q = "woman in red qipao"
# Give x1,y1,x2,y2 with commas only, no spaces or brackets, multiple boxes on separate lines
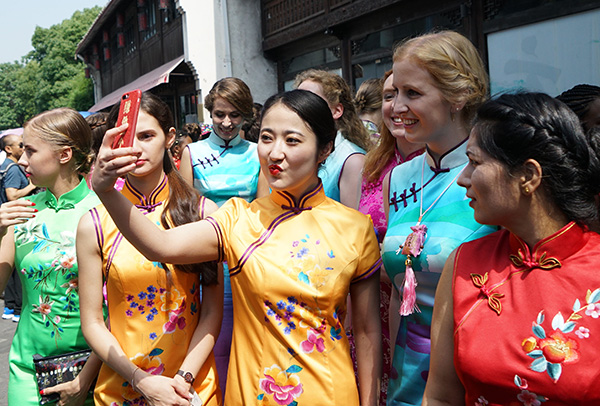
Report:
423,92,600,406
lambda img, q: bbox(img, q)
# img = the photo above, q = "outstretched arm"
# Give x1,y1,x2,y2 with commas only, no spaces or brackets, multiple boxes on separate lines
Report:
92,125,219,265
422,250,465,406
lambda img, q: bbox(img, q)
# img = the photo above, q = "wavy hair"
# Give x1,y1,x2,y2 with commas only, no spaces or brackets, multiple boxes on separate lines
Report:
393,30,488,127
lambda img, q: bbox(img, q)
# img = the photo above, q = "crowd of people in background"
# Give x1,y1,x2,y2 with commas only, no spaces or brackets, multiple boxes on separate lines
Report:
0,29,599,406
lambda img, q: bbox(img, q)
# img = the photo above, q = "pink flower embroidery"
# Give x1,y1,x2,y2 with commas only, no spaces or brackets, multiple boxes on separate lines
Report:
300,329,325,354
475,396,489,406
259,365,303,405
32,295,54,321
575,326,590,339
585,303,600,318
517,390,542,406
163,299,186,334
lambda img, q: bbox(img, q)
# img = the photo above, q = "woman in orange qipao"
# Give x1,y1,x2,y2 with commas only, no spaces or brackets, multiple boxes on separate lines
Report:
78,93,222,406
90,89,383,406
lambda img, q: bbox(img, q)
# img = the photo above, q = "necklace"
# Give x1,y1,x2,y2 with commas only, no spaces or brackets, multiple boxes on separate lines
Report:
396,155,463,316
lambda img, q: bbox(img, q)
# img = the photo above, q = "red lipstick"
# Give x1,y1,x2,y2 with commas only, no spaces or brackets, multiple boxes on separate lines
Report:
269,164,282,176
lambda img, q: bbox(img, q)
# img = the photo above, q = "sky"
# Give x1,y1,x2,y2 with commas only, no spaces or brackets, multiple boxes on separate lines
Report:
0,0,105,64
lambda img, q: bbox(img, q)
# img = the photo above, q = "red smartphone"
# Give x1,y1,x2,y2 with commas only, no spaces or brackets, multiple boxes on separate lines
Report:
112,89,142,148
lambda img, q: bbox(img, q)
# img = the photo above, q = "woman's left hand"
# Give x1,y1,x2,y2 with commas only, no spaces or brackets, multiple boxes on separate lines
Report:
42,376,90,406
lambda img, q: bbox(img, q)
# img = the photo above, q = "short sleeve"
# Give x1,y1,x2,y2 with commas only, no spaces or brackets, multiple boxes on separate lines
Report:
4,164,27,190
351,215,382,284
205,198,247,263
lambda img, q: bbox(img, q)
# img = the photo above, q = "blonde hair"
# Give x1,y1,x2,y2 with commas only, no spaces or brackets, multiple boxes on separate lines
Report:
363,70,397,184
294,69,372,151
204,77,254,121
354,78,383,116
24,107,94,174
393,30,488,126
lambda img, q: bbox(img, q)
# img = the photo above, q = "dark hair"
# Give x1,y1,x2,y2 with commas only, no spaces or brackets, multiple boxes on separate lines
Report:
86,112,109,157
473,92,600,225
556,84,600,131
0,133,19,153
204,77,254,121
181,123,201,142
107,92,217,284
241,102,263,143
261,90,336,157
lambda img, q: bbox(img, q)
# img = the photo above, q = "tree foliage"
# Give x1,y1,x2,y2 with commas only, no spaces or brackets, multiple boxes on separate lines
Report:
0,6,101,130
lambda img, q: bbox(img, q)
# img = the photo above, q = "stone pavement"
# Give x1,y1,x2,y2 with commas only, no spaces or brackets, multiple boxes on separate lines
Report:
0,300,18,406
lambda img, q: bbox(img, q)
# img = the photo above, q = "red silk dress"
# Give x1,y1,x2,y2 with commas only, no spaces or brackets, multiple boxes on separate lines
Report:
453,222,600,406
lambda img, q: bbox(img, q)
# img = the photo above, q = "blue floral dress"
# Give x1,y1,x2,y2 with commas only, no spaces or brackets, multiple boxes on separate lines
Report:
382,141,496,405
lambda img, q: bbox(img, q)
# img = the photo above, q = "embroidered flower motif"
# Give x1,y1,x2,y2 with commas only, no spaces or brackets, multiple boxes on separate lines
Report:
521,337,538,353
575,326,590,339
517,390,543,406
585,303,600,318
300,329,325,354
475,396,489,406
61,278,79,295
155,288,184,312
122,349,165,401
539,331,579,364
163,299,187,334
259,364,304,405
32,295,54,321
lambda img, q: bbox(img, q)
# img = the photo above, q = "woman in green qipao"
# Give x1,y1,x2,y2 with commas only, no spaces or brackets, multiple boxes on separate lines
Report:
0,108,101,405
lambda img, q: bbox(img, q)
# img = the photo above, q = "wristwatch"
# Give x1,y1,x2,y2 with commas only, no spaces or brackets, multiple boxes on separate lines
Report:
177,369,195,384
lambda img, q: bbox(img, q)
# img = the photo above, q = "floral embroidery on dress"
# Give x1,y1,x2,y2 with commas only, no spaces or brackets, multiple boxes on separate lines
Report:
521,288,600,382
513,375,548,405
32,295,63,344
474,396,488,405
286,235,334,289
264,297,301,336
125,285,159,321
257,364,304,406
120,349,166,404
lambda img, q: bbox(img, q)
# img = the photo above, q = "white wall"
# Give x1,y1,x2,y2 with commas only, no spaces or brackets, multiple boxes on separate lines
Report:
177,0,277,122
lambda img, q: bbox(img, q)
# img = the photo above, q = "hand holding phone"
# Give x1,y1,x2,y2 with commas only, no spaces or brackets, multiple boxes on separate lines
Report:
112,89,142,148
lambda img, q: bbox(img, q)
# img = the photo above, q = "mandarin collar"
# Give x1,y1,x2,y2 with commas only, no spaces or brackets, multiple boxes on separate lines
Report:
270,180,326,213
208,130,242,149
424,137,468,172
44,178,91,212
508,222,586,271
396,144,425,164
122,174,169,213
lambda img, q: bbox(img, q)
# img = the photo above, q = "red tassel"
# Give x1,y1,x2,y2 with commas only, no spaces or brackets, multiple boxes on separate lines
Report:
399,257,419,316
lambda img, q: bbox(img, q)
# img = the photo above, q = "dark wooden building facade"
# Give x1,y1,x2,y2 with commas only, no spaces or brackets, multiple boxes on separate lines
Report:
76,0,198,126
261,0,600,91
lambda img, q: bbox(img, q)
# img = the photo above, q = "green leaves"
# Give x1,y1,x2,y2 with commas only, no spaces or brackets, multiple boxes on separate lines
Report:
0,6,101,130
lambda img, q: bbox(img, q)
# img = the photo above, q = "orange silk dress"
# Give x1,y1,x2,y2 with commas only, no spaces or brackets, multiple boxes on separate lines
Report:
90,176,220,406
206,182,381,405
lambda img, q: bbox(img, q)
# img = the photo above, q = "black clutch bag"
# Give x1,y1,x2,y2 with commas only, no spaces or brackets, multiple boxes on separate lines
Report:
33,349,92,404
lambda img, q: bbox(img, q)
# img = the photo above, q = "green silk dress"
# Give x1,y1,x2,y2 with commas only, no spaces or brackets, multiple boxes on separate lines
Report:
8,179,100,405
